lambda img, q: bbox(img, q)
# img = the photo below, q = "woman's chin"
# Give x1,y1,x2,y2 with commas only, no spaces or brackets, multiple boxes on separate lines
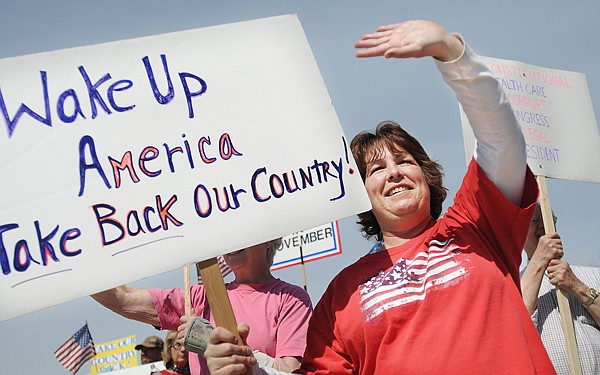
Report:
226,249,245,256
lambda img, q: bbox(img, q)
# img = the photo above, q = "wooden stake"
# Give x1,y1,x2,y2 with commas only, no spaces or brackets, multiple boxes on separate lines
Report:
197,257,252,375
537,175,582,375
299,246,308,291
184,264,192,315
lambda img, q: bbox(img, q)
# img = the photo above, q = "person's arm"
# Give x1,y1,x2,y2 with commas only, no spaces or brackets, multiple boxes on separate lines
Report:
520,262,545,316
435,37,526,206
547,260,600,326
91,285,160,327
585,289,600,326
271,357,300,372
355,21,525,205
520,233,564,315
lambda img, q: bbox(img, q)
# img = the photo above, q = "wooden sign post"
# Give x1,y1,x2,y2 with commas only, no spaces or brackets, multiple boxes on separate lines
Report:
184,265,192,315
195,258,242,342
537,176,582,374
184,259,252,375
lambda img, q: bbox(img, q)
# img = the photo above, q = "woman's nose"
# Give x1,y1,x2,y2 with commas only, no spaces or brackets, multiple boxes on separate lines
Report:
387,165,403,181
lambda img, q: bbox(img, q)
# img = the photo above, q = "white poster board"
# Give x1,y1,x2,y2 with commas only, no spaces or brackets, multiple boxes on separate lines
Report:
0,15,371,321
272,221,342,271
461,56,600,182
102,361,165,375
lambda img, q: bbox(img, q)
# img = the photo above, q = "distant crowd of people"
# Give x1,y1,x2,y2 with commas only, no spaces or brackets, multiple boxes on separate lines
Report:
94,18,599,375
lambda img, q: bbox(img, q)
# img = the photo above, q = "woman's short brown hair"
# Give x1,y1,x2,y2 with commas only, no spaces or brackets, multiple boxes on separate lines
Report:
350,120,447,241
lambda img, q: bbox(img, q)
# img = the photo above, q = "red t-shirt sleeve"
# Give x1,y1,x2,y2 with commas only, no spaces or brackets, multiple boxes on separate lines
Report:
448,158,538,285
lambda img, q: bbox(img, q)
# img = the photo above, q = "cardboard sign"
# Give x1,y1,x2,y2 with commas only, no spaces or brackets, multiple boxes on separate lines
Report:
90,335,139,374
461,56,600,182
0,15,371,321
272,221,342,271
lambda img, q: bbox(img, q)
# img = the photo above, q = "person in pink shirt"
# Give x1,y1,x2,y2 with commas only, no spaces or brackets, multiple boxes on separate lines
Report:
92,239,312,375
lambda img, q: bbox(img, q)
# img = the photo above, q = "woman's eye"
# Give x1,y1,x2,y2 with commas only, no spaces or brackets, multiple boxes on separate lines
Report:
369,165,383,174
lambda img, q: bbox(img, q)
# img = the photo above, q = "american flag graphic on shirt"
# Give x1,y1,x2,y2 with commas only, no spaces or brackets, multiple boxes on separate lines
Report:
359,237,467,321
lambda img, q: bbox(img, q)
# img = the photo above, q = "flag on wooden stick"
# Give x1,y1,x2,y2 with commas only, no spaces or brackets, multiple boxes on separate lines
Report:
54,323,96,374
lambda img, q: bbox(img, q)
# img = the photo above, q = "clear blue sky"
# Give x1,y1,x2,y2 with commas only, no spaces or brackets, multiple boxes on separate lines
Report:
1,1,599,374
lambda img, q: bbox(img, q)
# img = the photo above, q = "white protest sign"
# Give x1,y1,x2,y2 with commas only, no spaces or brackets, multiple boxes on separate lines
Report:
272,221,341,271
105,362,166,375
461,56,600,182
0,15,371,321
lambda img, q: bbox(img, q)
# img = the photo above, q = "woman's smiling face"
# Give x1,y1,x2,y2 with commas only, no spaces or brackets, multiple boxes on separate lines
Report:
364,145,430,231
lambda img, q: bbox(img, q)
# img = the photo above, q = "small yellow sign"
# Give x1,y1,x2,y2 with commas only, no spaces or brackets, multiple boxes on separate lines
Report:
90,334,139,374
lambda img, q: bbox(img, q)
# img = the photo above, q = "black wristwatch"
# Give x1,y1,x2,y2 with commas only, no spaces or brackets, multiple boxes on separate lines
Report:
583,287,599,309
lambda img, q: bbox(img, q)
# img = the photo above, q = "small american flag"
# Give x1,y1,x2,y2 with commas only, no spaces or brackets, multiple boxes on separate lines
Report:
54,323,96,374
198,256,232,284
